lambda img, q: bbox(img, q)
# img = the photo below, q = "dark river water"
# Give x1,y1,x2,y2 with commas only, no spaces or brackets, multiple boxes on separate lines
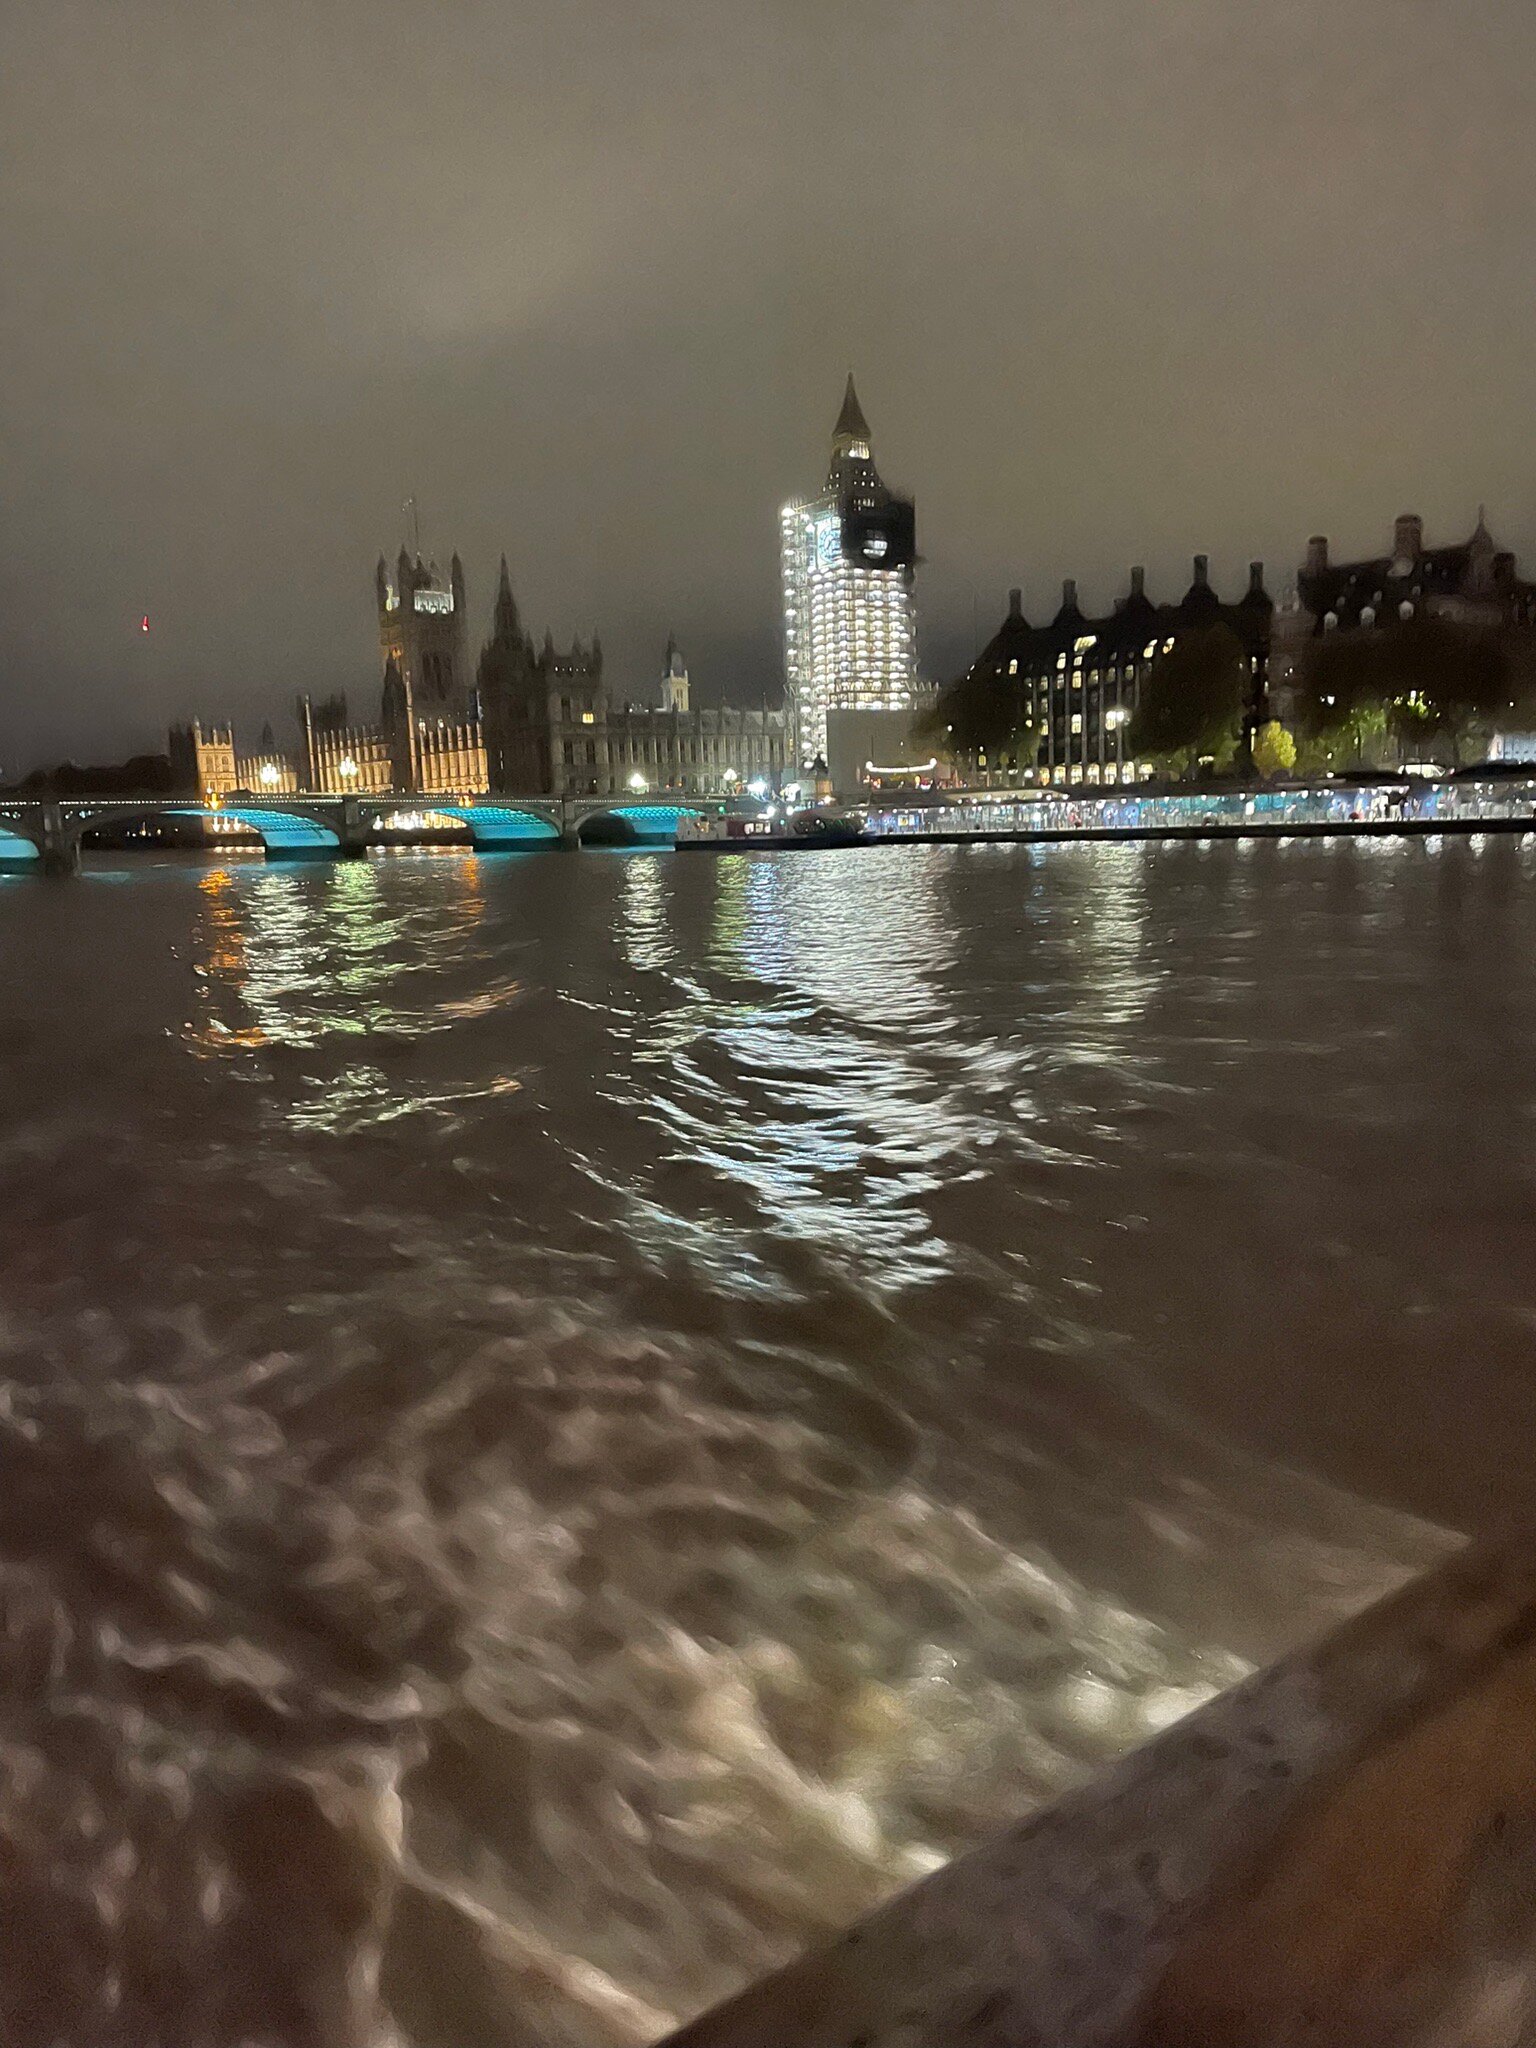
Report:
2,835,1533,2044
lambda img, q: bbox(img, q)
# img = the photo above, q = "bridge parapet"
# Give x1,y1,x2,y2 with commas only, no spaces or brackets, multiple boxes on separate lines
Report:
666,1533,1536,2048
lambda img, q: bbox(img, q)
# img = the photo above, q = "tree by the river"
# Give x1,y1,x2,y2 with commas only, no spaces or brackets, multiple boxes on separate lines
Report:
1126,624,1249,778
1298,616,1520,768
918,667,1038,776
1252,720,1297,780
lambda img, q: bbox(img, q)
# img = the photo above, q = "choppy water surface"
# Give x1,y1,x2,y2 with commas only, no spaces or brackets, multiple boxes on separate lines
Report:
3,836,1535,2043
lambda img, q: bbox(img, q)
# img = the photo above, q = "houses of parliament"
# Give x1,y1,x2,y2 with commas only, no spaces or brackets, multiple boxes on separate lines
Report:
172,548,789,803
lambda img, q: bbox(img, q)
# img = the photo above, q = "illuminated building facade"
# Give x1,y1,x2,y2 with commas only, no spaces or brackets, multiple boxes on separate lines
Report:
168,720,299,800
479,567,788,797
374,549,485,794
953,558,1274,787
779,375,918,766
174,552,788,802
168,721,237,802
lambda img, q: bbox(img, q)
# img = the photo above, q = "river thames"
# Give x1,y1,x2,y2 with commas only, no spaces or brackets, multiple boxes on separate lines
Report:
3,836,1534,2042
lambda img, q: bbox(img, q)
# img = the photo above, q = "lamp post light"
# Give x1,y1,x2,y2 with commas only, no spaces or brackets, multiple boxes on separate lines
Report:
258,761,281,788
628,772,647,794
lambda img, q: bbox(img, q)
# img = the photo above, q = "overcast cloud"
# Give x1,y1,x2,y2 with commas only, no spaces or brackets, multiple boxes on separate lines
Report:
2,0,1533,765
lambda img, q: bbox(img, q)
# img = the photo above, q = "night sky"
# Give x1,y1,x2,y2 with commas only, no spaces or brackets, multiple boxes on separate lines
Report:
4,0,1533,768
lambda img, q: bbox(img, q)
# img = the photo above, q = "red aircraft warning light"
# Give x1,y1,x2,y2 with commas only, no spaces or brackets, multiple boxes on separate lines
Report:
140,615,150,633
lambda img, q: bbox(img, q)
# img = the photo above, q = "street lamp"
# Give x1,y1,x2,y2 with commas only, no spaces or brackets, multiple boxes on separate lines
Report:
628,772,647,793
337,755,358,782
258,761,281,787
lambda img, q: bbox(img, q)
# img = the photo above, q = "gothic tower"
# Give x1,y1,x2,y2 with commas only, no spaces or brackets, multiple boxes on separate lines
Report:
377,546,470,785
477,555,537,794
660,633,690,713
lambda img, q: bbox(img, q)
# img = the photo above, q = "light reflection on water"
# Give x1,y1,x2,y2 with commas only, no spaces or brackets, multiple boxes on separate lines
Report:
3,836,1535,2037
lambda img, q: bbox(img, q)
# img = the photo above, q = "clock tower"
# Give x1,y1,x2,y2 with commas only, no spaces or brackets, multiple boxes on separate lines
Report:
778,374,919,766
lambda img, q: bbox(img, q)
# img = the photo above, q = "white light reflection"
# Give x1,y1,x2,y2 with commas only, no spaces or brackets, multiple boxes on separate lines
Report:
612,848,969,1291
183,857,504,1131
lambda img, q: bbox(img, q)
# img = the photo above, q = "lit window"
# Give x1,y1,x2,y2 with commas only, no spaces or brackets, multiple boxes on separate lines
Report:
581,711,595,725
1008,659,1018,676
1071,714,1082,734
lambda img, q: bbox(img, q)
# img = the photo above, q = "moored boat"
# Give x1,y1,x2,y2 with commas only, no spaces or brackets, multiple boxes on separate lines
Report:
675,807,867,851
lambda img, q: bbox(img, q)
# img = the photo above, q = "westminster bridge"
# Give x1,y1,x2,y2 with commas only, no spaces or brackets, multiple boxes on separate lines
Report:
0,793,724,872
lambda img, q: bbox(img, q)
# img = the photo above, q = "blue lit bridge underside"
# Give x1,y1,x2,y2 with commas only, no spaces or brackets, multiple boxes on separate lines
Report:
380,805,694,846
582,804,696,843
189,803,567,854
182,805,342,853
394,805,562,848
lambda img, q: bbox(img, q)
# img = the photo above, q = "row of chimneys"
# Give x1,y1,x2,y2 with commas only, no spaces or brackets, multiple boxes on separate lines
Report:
1006,556,1267,622
1008,511,1487,618
1306,515,1426,577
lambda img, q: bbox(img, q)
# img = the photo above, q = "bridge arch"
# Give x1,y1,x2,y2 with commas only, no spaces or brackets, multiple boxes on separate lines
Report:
574,803,702,846
140,805,341,855
399,803,562,849
52,803,343,857
0,820,41,864
200,805,342,853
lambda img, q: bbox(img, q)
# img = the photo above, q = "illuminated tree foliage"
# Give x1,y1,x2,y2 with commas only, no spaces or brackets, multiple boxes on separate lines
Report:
1251,720,1297,780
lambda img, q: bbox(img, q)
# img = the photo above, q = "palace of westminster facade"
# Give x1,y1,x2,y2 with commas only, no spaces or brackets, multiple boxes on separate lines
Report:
172,547,790,805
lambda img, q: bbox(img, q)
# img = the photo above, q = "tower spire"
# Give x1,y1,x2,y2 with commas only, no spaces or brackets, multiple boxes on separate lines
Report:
491,554,521,640
831,371,872,454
